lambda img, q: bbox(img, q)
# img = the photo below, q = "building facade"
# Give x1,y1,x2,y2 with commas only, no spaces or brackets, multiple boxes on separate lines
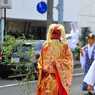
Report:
78,0,95,37
0,0,95,44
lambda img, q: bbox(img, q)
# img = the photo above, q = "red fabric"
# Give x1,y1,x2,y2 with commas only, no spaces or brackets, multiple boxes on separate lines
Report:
0,51,2,57
44,73,56,77
54,66,67,95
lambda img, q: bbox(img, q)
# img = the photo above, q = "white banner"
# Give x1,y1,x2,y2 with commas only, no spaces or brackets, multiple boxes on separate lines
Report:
0,0,12,9
67,22,79,50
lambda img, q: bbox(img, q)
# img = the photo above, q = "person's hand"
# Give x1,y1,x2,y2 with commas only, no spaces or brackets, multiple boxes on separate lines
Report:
51,60,56,66
87,84,92,92
80,49,83,56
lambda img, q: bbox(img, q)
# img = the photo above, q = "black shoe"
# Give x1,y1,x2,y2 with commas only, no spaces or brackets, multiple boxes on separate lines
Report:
88,92,93,95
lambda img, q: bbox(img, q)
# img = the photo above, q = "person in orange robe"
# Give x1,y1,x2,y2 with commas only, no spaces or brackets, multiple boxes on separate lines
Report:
36,24,74,95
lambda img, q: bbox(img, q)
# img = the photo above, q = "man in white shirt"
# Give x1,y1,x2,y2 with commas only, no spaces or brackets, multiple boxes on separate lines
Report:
83,60,95,94
80,34,95,94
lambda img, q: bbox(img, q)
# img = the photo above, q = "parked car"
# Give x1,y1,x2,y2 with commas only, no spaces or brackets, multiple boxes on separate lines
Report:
0,40,46,79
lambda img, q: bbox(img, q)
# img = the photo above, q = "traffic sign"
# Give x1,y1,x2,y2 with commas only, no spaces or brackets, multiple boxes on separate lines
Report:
36,1,47,14
0,0,12,9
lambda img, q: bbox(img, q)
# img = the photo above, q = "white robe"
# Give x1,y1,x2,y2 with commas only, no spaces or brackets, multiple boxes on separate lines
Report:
83,60,95,86
80,44,95,70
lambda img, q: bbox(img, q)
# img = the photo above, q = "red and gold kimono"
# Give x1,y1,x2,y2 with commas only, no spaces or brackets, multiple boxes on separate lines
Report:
36,41,73,95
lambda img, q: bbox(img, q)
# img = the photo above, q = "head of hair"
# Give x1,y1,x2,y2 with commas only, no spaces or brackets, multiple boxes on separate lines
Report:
44,24,67,58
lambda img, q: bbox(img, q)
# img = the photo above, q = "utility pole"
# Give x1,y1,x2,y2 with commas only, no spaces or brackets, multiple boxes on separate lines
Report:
47,0,53,29
0,0,12,41
56,0,63,24
4,8,7,36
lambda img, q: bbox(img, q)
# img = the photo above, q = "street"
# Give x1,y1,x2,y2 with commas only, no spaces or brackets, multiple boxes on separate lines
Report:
0,0,95,95
0,68,94,95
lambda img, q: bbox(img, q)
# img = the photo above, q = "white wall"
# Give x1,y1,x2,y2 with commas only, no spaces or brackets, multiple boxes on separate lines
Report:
2,0,78,22
5,0,47,20
78,0,95,34
64,0,78,22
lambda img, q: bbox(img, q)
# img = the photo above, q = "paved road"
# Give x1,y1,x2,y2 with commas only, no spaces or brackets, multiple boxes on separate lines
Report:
0,68,94,95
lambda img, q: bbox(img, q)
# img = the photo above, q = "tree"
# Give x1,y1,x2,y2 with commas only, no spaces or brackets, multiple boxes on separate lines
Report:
1,34,37,95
